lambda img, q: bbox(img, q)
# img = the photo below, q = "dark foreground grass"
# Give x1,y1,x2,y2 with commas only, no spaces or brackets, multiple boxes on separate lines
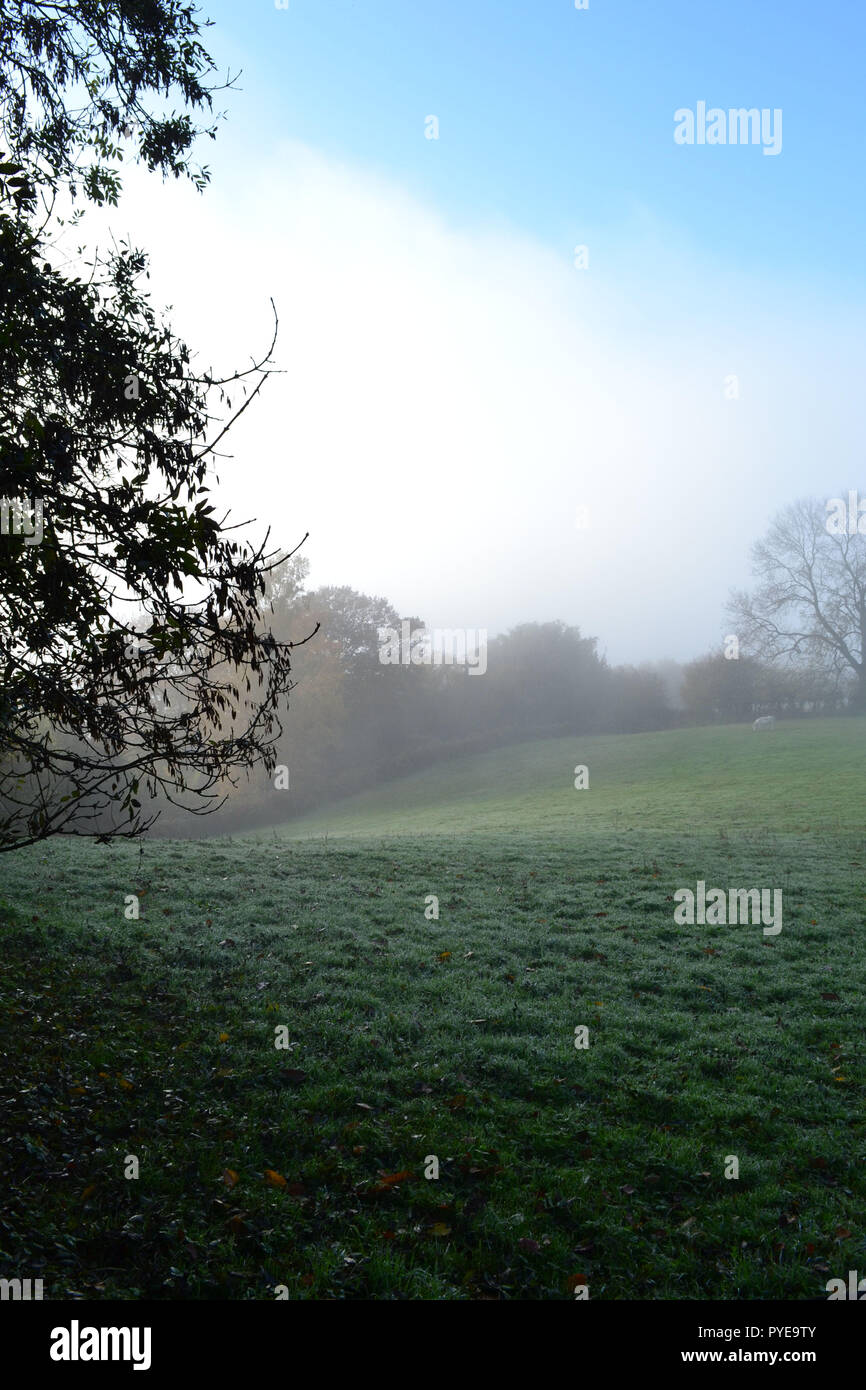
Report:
1,822,864,1299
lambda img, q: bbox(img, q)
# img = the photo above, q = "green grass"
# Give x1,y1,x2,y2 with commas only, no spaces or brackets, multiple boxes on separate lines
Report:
277,717,866,839
0,719,864,1299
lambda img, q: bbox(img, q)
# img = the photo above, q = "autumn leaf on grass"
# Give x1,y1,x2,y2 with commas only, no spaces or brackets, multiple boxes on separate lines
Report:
446,1093,467,1111
566,1272,588,1292
264,1169,287,1189
518,1237,540,1254
438,951,451,963
373,1169,412,1192
218,1032,229,1042
222,1169,239,1189
116,1076,133,1091
81,1184,97,1201
429,1222,451,1237
834,1227,852,1241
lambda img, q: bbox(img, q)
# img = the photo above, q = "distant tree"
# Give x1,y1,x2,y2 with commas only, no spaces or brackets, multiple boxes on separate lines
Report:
729,497,865,711
681,650,763,724
606,665,672,732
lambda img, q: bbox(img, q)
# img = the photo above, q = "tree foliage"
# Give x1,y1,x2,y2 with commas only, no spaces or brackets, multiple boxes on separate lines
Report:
0,1,312,849
0,0,225,205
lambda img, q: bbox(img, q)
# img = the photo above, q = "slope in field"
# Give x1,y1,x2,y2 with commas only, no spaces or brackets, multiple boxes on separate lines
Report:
268,718,866,840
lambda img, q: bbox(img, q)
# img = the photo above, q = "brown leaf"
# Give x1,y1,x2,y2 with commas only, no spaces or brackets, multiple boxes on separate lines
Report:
222,1169,239,1188
446,1093,467,1111
264,1169,287,1188
428,1222,451,1236
374,1169,412,1191
518,1237,540,1253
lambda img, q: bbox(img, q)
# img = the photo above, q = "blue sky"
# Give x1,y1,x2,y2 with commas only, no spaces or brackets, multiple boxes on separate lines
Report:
203,0,865,290
104,2,866,663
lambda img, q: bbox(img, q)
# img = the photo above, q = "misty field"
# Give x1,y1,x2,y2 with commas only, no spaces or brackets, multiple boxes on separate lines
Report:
1,719,864,1299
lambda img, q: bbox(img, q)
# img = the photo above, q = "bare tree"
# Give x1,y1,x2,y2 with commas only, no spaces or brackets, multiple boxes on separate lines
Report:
728,496,865,711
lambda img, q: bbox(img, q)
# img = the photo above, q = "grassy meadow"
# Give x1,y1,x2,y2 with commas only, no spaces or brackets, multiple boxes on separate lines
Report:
1,718,864,1299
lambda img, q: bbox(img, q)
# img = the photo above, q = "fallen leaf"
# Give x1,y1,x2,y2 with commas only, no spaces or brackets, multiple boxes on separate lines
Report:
429,1222,451,1236
374,1169,411,1191
218,1032,229,1042
264,1169,287,1188
222,1169,239,1188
